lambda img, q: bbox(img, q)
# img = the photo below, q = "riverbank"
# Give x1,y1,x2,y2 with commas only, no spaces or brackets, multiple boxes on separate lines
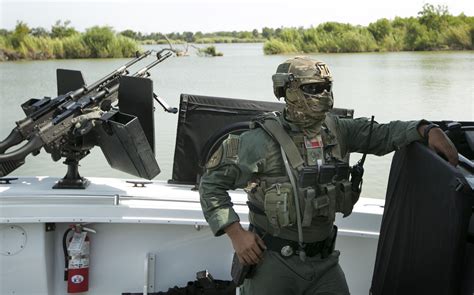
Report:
263,5,473,54
0,25,139,61
1,4,472,61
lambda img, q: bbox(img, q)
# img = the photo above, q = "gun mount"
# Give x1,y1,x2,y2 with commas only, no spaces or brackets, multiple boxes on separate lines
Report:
0,49,177,188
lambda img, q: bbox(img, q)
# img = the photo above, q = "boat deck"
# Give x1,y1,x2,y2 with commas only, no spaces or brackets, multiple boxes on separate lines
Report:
0,177,385,295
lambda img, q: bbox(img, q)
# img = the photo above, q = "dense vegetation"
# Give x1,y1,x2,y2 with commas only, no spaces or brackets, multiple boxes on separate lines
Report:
120,29,265,44
263,4,474,54
0,21,139,60
197,45,223,57
0,4,472,61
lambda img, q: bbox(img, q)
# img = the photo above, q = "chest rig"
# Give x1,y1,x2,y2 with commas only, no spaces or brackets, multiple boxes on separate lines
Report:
246,113,360,235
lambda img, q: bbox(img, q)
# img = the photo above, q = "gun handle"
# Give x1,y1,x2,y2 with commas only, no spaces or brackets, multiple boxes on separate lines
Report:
0,128,24,154
0,135,43,176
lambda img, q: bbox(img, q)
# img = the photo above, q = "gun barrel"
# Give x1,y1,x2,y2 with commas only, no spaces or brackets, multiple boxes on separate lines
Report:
84,50,152,92
33,51,152,119
133,51,172,77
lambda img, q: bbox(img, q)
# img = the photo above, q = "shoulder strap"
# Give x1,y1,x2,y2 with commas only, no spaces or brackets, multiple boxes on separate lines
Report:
256,115,304,170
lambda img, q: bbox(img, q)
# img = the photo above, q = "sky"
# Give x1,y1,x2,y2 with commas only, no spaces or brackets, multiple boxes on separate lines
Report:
1,0,473,34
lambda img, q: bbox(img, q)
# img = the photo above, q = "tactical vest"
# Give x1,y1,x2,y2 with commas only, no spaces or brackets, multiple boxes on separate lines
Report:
245,113,360,237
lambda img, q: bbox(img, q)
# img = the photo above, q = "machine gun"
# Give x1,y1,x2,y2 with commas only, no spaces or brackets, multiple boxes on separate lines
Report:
0,50,152,155
0,49,175,188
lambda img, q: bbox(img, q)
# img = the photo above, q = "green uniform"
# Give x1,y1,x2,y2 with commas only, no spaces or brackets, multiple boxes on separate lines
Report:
199,113,423,294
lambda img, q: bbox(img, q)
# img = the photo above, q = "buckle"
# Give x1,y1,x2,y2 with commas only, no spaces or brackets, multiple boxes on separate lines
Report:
280,245,294,257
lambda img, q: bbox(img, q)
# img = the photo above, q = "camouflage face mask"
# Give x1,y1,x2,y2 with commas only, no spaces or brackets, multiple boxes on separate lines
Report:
284,83,334,132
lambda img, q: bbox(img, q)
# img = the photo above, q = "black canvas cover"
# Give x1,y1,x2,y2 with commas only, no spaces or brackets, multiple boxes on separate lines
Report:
170,94,355,185
170,94,284,185
371,141,474,295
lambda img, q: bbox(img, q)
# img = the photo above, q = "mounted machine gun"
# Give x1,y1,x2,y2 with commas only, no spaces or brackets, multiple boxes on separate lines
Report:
0,49,176,188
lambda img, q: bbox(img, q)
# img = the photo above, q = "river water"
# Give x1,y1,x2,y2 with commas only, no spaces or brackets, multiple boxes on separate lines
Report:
0,43,472,199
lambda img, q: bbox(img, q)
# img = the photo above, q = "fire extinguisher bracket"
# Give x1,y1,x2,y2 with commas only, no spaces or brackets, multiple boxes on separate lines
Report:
64,224,95,293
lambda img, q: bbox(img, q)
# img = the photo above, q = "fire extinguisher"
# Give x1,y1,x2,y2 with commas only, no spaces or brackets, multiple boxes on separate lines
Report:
63,224,96,293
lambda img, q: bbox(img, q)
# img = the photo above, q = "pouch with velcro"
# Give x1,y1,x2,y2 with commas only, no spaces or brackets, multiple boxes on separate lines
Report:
335,180,355,217
264,183,296,231
312,184,336,223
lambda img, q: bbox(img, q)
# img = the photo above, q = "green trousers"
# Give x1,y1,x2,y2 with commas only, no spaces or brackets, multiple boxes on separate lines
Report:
240,250,349,295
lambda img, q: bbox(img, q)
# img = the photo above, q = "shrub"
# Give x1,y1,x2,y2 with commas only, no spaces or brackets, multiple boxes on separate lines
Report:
116,35,140,57
368,18,392,43
63,35,90,58
338,30,378,52
316,34,340,53
198,45,223,56
263,39,298,54
51,39,65,58
82,26,115,58
34,37,55,59
443,24,472,49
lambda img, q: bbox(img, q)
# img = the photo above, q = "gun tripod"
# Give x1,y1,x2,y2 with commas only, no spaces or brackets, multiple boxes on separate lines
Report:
53,153,90,189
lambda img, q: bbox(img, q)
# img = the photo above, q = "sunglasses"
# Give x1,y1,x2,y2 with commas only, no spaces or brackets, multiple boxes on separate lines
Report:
300,83,332,95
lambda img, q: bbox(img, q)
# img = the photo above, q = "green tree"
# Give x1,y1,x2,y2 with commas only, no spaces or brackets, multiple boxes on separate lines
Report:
51,20,77,38
31,27,49,37
82,26,115,57
120,29,139,39
11,21,30,47
239,31,253,39
318,22,352,35
418,4,449,31
368,18,392,42
183,31,195,42
404,20,435,50
279,28,303,49
262,27,274,39
194,31,203,40
252,29,259,38
0,29,9,36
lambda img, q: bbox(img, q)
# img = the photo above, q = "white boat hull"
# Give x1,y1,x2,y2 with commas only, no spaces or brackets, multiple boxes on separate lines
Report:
0,177,384,295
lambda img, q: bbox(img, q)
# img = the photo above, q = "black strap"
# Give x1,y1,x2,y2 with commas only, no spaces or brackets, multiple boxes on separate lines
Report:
246,201,266,216
423,122,440,142
253,224,333,258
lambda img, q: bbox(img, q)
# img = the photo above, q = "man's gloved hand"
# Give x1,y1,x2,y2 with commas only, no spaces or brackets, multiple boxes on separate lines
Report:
418,124,459,166
225,222,266,265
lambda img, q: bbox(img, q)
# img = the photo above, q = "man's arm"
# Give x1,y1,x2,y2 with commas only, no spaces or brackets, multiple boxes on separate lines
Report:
199,163,241,236
334,116,458,165
199,164,266,265
199,132,268,265
417,123,458,166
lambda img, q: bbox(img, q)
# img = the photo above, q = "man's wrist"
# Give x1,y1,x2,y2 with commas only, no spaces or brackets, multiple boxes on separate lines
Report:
421,123,440,141
225,222,244,238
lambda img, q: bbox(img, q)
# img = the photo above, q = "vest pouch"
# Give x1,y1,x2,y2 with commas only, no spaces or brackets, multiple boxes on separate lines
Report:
313,184,336,223
245,181,265,208
336,181,355,217
264,183,296,230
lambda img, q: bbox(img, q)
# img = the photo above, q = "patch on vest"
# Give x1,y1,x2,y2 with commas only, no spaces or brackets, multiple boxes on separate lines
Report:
206,145,223,169
225,136,240,158
304,135,324,166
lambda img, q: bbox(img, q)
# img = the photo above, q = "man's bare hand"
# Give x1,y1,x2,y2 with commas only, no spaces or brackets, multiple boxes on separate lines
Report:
418,125,459,166
225,222,266,265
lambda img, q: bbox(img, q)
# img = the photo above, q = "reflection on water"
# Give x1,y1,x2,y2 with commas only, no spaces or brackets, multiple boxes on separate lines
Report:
0,44,473,199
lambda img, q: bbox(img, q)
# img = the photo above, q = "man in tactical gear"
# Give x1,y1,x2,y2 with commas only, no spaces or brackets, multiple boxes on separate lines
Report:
199,56,458,294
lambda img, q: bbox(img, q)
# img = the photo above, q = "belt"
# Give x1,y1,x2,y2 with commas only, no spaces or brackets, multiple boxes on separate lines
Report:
254,225,336,258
